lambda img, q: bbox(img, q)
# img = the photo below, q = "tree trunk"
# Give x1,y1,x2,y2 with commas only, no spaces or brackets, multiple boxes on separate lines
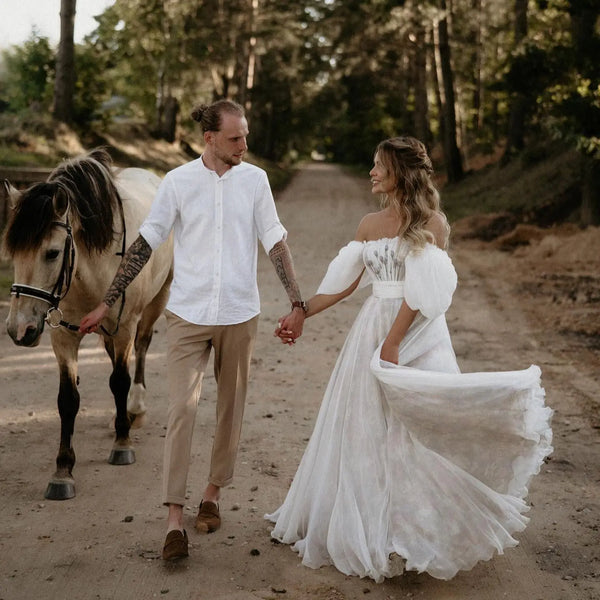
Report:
155,64,165,135
502,0,528,164
414,25,430,146
160,95,179,143
53,0,76,123
581,156,600,226
571,3,600,225
430,26,446,151
469,0,482,134
437,1,464,183
581,156,600,225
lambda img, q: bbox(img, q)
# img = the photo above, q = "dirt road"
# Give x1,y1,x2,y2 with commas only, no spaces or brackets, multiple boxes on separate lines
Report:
0,163,598,600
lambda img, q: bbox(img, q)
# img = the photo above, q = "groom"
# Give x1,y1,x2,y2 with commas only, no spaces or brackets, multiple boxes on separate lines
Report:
80,99,307,560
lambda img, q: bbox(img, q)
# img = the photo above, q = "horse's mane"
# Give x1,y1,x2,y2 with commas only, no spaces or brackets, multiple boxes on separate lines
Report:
3,148,121,256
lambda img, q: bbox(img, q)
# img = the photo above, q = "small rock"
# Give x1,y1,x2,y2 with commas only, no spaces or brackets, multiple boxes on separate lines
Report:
122,515,134,522
250,548,260,556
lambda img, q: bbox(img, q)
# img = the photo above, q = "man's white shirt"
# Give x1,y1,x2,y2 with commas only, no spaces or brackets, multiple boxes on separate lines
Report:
140,157,287,325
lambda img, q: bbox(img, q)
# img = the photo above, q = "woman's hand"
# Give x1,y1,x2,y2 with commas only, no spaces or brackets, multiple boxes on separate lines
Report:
274,309,305,345
380,339,399,365
79,303,110,334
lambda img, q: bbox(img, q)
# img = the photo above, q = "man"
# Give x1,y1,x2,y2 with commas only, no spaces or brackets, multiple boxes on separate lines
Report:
80,99,307,561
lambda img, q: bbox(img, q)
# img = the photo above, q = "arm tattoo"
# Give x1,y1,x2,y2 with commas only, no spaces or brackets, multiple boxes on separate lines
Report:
103,235,153,307
269,239,302,304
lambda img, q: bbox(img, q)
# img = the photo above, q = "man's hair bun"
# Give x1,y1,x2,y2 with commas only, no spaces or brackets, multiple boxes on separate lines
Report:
191,104,209,122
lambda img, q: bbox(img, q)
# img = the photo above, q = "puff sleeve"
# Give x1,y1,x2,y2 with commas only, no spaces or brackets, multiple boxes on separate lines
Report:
404,244,458,319
316,241,370,295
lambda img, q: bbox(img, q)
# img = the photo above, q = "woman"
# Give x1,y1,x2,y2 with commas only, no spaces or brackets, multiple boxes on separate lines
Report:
266,136,552,582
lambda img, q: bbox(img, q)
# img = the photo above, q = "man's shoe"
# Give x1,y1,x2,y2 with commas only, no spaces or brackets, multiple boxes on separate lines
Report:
162,529,189,561
195,500,221,533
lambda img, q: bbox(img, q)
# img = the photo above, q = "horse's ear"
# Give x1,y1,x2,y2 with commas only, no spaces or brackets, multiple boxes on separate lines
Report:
53,187,69,218
2,180,20,209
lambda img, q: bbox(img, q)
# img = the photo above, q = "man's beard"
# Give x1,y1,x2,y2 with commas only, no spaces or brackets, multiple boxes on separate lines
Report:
218,150,243,166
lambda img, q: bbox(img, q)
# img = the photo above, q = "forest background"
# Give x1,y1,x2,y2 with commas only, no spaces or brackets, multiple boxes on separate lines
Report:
0,0,599,226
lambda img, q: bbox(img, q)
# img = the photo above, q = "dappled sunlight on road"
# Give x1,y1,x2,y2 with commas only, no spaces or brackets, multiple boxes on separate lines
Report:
0,347,166,375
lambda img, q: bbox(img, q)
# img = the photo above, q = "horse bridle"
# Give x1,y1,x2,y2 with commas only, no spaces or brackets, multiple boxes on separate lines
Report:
10,203,127,335
10,219,80,331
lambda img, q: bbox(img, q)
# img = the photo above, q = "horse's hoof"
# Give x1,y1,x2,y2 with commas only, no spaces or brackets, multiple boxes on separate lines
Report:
108,448,136,465
45,478,76,500
128,411,146,429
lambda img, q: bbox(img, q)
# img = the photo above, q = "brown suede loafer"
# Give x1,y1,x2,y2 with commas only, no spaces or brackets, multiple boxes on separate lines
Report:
162,529,189,561
195,500,221,534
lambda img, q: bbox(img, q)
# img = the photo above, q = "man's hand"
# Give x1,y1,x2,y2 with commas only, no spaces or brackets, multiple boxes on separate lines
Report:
274,309,305,345
79,303,110,334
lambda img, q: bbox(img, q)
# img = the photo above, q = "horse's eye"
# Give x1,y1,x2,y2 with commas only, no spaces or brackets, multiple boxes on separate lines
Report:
45,249,61,261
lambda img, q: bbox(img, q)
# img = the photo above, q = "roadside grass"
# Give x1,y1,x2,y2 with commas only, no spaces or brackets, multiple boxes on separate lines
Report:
441,147,581,224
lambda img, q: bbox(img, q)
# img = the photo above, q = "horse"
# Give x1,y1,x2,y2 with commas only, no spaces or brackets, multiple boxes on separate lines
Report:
2,148,173,501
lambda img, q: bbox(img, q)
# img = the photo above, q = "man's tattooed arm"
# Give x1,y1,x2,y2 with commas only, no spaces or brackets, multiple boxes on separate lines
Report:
268,239,302,304
103,235,153,307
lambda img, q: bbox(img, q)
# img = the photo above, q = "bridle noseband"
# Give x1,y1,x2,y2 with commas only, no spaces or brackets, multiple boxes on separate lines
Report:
10,219,79,331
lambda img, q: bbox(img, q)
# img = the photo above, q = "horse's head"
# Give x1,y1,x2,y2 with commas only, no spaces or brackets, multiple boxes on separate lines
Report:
3,150,120,346
3,181,73,346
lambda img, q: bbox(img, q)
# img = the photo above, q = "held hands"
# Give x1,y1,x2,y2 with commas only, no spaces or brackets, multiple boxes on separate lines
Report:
79,303,110,335
274,308,305,345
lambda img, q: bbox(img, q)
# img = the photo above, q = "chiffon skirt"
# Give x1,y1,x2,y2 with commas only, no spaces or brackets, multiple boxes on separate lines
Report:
265,295,552,582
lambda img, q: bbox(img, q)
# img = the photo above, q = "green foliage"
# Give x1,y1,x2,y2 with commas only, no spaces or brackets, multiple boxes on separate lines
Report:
1,32,54,112
72,44,110,126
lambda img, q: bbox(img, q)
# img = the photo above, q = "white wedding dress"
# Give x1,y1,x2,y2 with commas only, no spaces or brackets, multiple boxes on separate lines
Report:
265,237,552,582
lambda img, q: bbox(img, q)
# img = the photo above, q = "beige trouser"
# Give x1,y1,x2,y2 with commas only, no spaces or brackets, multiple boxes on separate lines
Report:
162,310,258,506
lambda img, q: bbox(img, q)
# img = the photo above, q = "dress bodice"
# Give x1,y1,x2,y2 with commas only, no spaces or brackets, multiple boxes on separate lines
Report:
363,237,410,283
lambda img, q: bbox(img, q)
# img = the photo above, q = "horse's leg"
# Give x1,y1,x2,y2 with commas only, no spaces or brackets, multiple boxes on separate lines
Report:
128,277,171,428
107,334,136,465
45,333,80,500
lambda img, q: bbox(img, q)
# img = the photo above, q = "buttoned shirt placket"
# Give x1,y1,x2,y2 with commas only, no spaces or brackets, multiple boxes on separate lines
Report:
210,174,225,323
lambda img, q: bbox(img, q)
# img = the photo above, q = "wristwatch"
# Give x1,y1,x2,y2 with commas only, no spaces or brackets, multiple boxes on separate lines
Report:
291,300,309,313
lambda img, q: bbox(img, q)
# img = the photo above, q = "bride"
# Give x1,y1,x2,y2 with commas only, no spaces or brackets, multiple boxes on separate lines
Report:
266,136,553,582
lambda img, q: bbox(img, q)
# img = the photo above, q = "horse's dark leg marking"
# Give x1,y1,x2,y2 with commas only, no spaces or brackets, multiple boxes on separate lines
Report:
108,353,135,465
133,329,150,388
45,365,78,500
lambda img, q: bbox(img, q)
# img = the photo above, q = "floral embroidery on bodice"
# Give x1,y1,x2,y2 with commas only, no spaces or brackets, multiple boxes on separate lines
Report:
363,238,411,283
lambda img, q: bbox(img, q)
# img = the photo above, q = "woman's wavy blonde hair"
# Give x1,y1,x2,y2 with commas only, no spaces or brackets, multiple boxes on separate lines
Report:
376,136,450,248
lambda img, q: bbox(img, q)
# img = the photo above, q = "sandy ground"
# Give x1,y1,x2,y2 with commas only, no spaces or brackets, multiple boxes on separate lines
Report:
0,163,599,600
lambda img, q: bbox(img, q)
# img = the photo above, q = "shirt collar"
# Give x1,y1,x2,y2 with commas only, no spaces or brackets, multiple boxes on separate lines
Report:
199,154,238,181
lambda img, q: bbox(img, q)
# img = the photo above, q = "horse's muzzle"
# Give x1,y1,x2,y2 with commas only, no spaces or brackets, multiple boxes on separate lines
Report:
6,319,44,347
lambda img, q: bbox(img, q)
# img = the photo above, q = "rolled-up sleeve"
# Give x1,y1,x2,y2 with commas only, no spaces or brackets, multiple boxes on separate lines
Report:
139,176,178,250
253,172,287,253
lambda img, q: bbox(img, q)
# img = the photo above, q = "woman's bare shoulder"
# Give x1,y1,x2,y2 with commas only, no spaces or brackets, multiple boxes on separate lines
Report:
355,210,388,241
425,212,449,248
